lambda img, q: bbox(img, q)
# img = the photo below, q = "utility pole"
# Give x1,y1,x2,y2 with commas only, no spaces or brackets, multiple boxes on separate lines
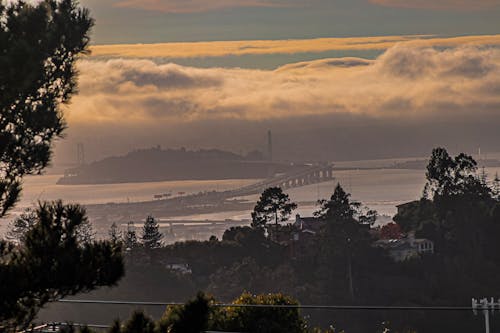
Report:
347,237,354,301
472,297,500,333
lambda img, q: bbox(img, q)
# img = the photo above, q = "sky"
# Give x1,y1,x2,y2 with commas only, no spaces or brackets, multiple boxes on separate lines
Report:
54,0,500,164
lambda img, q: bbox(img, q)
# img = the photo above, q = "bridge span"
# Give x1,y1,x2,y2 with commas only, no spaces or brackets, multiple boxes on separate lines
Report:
228,163,335,197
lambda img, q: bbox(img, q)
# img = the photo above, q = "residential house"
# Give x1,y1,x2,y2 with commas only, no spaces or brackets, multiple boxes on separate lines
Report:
374,233,434,262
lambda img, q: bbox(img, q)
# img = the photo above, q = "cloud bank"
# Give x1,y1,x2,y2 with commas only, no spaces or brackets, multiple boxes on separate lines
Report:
58,44,500,162
71,45,500,125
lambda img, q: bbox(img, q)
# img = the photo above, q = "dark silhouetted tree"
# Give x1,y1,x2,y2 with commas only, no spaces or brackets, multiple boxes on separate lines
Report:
0,0,93,216
222,226,266,246
124,221,138,250
122,311,156,333
160,292,214,333
8,206,96,244
0,1,124,328
108,222,122,245
6,208,37,242
77,218,96,244
0,201,124,327
221,292,306,333
315,183,358,220
425,147,489,200
141,215,163,249
493,172,500,199
251,187,297,229
159,292,307,333
314,183,376,302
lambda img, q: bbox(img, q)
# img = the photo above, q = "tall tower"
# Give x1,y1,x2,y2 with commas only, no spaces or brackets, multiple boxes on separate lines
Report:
76,142,85,166
267,130,273,162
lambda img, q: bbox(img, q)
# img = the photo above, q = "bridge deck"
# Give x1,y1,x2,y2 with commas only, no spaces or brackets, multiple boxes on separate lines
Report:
228,164,334,197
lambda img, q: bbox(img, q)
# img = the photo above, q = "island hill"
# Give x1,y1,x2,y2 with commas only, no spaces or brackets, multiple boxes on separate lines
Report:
57,146,308,185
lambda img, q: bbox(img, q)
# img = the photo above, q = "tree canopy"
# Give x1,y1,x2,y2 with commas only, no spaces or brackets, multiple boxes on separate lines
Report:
142,215,163,249
124,221,139,250
109,292,307,333
0,0,93,216
0,1,124,328
251,187,297,228
396,147,500,261
0,201,123,327
425,147,490,201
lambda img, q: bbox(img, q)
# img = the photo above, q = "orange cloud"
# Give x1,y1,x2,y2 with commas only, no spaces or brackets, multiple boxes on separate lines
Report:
369,0,500,10
113,0,298,13
89,35,500,59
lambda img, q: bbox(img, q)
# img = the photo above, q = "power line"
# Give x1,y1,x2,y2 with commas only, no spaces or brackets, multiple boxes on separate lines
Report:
26,300,484,333
58,299,472,311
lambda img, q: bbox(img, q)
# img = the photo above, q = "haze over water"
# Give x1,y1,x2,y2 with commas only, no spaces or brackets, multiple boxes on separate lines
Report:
6,163,500,237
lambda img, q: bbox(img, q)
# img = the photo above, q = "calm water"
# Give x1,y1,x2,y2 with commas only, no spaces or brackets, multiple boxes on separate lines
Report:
2,166,499,235
17,169,427,215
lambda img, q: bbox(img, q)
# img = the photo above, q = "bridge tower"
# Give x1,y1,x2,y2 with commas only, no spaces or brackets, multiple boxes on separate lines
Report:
267,130,273,162
267,130,275,178
76,142,85,166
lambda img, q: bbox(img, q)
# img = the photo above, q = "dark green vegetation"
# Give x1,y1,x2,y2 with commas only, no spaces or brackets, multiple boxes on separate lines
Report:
57,147,307,185
159,292,306,333
251,186,297,228
0,0,91,215
95,292,307,333
141,216,163,250
0,1,123,329
43,147,500,332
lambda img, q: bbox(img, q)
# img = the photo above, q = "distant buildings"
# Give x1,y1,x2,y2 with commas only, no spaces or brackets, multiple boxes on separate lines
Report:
165,261,192,275
373,234,434,262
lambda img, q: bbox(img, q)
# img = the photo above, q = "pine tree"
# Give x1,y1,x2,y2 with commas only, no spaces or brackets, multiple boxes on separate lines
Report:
141,215,163,249
480,166,488,186
314,183,359,220
493,172,500,199
0,1,124,327
124,221,138,250
6,208,37,242
77,218,95,244
251,187,297,229
108,222,122,244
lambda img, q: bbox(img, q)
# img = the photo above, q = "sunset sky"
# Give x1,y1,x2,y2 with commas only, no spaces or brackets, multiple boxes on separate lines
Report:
56,0,500,164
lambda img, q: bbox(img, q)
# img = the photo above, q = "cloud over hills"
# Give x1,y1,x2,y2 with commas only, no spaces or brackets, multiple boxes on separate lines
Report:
59,43,500,162
72,44,500,123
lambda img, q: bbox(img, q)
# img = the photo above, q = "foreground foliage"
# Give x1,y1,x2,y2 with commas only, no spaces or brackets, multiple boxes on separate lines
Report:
0,202,124,328
0,0,124,329
0,0,92,215
108,292,307,333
